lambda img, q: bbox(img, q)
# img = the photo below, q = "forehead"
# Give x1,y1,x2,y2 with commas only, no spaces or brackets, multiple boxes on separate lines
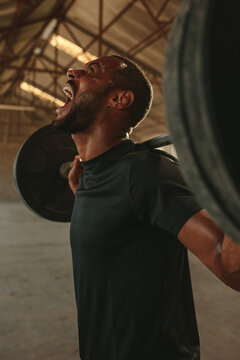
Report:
86,56,127,71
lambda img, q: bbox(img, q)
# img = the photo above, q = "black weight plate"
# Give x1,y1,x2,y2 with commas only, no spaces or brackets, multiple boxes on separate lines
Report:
13,125,77,222
163,0,240,242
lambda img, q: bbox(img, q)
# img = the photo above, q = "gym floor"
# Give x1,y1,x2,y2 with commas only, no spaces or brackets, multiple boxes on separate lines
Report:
0,202,239,360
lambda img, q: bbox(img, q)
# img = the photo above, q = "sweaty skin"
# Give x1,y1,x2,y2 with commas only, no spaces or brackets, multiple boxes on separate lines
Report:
54,56,134,162
57,55,240,292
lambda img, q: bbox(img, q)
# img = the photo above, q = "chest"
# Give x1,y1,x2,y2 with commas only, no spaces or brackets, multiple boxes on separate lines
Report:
70,168,136,259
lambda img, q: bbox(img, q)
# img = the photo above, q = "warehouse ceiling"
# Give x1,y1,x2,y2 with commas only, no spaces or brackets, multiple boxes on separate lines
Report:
0,0,181,143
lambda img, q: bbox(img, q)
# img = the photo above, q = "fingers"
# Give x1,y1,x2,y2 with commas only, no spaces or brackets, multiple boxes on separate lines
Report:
74,155,81,162
68,156,83,195
69,156,83,177
71,155,81,167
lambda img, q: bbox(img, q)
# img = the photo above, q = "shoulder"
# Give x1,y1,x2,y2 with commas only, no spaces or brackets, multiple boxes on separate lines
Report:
124,145,202,234
124,145,181,185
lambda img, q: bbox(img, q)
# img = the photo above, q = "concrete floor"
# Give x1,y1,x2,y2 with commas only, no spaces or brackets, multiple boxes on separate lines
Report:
0,202,239,360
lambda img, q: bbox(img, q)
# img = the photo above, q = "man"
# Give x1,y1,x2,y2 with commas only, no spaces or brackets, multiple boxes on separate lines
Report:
53,55,240,360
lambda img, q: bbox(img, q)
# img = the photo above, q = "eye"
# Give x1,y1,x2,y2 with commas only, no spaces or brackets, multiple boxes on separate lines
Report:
88,62,100,73
89,64,96,72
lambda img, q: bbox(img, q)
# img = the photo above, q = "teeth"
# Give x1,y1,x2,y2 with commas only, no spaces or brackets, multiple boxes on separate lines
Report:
63,84,73,100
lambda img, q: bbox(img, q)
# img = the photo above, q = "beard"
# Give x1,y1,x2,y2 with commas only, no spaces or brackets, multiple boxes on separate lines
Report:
52,90,106,134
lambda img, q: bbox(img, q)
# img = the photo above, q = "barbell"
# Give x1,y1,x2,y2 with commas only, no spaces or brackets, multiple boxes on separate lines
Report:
13,125,172,222
163,0,240,243
13,0,240,244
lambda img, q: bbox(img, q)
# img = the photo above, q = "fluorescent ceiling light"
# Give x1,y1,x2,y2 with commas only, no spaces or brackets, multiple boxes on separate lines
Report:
0,104,35,111
50,34,97,63
20,82,64,107
42,18,58,40
34,47,42,55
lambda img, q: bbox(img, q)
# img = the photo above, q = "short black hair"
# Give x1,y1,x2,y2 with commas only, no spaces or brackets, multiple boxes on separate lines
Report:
111,55,153,129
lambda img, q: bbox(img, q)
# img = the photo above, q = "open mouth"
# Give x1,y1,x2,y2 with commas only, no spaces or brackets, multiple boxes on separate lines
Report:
55,83,75,119
63,83,74,104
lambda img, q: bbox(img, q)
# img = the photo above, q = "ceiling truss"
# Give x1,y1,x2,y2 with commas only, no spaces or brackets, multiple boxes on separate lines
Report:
0,0,181,140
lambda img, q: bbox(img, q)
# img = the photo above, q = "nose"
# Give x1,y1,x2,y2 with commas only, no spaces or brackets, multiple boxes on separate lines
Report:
67,69,85,79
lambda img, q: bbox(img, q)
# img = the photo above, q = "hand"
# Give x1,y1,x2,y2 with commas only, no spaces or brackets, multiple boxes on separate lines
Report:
68,155,83,195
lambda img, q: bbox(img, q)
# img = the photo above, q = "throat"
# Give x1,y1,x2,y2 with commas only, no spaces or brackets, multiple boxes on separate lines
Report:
71,131,126,162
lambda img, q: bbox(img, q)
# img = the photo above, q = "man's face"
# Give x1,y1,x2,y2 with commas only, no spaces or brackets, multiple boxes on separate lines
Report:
52,56,125,133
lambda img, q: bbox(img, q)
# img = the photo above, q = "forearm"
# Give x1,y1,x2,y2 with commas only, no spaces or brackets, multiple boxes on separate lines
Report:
218,234,240,291
178,210,240,292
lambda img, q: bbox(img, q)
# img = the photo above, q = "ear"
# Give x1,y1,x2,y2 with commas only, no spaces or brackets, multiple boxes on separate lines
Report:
107,90,134,110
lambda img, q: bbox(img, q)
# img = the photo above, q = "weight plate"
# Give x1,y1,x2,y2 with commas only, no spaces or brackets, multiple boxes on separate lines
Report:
164,0,240,242
13,125,77,222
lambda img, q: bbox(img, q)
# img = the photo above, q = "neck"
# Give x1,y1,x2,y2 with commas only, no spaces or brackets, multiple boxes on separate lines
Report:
71,109,131,161
72,126,128,162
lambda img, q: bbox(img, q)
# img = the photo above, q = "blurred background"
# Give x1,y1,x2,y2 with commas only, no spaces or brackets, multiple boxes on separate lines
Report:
0,1,239,359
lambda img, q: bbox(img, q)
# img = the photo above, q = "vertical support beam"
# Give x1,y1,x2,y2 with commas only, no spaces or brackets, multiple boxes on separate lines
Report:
98,0,104,57
82,0,137,52
63,18,162,76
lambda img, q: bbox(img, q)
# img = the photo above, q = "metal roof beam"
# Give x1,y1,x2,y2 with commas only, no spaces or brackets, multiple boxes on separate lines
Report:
129,22,173,57
61,21,85,50
41,54,66,70
0,17,50,33
98,0,104,57
37,57,65,94
140,0,161,28
84,0,137,52
11,92,54,113
156,0,171,19
2,0,72,98
4,65,65,75
12,0,34,5
65,17,162,77
0,2,24,60
0,0,73,33
124,19,172,56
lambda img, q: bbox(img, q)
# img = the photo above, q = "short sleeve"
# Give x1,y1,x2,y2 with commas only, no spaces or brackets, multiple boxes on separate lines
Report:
128,150,202,237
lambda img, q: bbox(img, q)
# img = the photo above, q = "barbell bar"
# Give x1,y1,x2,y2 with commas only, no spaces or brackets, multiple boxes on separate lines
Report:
13,125,172,222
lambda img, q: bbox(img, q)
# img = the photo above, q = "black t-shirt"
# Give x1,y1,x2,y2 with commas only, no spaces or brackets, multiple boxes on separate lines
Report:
70,140,202,360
